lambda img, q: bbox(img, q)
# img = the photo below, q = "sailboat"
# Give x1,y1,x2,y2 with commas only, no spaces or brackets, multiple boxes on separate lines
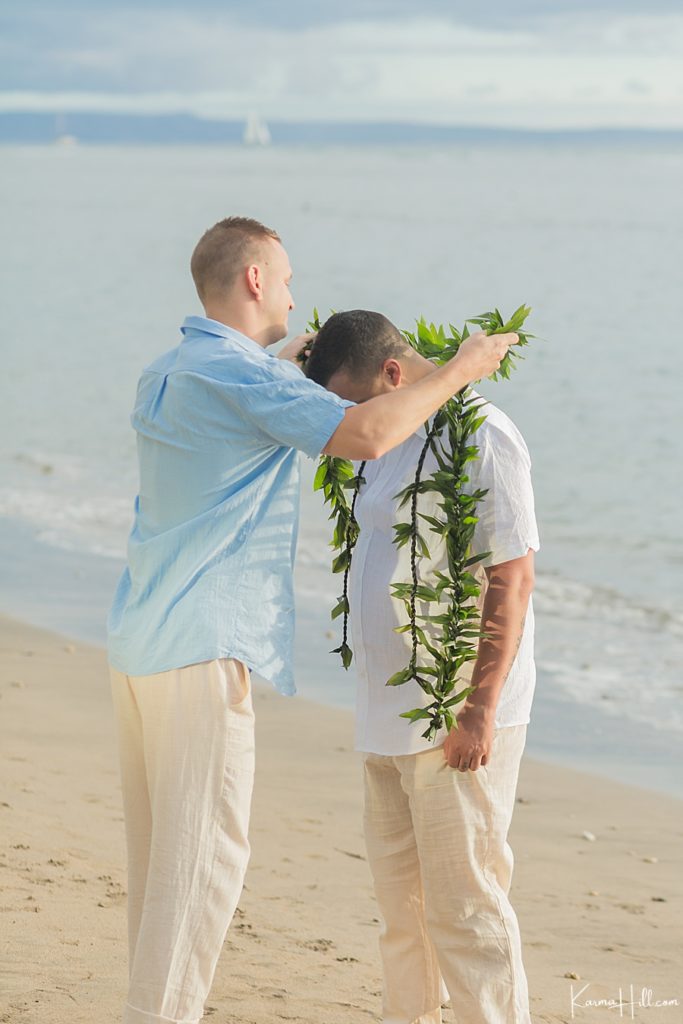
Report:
243,112,271,146
54,112,78,146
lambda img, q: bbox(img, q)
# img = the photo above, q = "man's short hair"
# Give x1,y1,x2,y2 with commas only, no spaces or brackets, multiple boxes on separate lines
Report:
305,310,407,387
190,216,281,303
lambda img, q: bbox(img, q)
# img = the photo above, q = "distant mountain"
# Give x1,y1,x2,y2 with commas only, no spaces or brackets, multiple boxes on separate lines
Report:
2,111,682,146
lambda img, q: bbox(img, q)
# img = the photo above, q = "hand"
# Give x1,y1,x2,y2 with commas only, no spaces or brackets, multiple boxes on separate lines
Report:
277,331,317,364
442,703,495,771
454,330,518,382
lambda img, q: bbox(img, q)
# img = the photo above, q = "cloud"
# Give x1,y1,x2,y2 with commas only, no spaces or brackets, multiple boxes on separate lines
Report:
0,6,682,127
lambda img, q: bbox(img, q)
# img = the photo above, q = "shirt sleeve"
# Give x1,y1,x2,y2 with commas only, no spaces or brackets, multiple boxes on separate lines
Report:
223,361,354,459
468,418,540,568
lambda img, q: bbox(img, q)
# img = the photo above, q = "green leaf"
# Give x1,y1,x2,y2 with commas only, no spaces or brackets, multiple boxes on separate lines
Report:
393,522,413,548
399,707,433,722
332,549,351,573
410,532,431,558
443,688,473,708
331,642,353,670
313,461,328,491
504,303,532,332
334,460,356,481
386,667,413,687
418,513,445,532
464,550,489,567
331,595,349,620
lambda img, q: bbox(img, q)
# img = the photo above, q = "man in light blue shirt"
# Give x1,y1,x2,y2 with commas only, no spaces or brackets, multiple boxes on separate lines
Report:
107,312,351,692
107,216,516,1024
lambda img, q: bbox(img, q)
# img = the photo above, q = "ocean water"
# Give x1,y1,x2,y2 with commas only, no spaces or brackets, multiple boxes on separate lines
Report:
1,144,682,794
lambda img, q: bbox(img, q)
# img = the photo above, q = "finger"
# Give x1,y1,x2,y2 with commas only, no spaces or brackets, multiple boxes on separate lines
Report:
446,748,461,769
458,757,471,773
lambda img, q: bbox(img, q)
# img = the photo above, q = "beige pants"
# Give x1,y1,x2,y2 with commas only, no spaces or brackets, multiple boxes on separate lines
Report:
363,725,530,1024
109,658,255,1024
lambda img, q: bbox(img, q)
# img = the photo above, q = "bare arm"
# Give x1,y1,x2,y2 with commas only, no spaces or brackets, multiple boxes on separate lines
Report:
323,331,518,460
443,549,535,771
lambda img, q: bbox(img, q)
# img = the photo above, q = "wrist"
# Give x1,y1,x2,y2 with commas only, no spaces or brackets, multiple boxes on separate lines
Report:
462,697,497,719
443,350,475,394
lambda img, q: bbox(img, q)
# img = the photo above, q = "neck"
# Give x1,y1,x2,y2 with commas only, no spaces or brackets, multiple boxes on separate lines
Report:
400,349,438,385
202,301,271,349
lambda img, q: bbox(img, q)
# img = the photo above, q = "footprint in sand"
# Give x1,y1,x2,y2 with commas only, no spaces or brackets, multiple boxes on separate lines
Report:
618,902,645,915
103,881,127,905
302,938,335,952
262,988,287,999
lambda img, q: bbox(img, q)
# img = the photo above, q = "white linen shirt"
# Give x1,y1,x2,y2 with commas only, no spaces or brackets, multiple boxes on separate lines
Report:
349,394,540,756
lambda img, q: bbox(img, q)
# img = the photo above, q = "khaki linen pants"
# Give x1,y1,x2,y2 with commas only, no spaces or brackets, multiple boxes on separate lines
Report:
109,658,255,1024
363,725,530,1024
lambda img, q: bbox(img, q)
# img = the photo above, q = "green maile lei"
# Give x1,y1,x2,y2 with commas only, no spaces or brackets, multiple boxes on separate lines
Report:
300,306,533,741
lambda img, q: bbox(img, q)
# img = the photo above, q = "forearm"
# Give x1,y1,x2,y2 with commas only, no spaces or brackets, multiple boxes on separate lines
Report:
323,356,482,460
466,559,535,716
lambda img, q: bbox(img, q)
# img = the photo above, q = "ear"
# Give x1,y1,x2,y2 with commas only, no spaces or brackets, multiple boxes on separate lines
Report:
382,358,403,388
245,263,263,300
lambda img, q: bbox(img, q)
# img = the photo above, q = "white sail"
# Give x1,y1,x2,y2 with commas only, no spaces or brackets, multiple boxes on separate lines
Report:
243,112,271,146
54,112,78,146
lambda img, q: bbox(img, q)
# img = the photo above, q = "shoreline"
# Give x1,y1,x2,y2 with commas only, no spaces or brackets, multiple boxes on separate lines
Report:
1,613,682,1023
0,512,682,799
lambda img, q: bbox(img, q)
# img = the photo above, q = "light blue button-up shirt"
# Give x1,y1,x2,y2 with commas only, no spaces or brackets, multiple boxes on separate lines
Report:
107,316,353,693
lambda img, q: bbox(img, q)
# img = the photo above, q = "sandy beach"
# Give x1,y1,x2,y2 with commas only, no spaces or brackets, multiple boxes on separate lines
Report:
1,613,681,1024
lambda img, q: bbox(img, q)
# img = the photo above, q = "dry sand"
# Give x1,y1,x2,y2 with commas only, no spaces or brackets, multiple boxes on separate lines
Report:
1,614,681,1024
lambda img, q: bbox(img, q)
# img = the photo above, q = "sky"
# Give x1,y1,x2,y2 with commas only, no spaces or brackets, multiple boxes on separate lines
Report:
1,0,682,128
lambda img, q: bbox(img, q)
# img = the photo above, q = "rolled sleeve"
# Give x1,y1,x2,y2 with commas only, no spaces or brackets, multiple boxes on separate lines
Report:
226,370,353,459
261,379,352,458
470,420,540,568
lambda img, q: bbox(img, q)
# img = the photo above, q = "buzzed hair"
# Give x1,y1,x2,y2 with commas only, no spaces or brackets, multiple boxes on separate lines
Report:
190,216,281,303
305,310,408,387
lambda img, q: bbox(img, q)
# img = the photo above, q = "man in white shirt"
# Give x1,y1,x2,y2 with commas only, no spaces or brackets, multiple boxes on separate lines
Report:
305,310,540,1024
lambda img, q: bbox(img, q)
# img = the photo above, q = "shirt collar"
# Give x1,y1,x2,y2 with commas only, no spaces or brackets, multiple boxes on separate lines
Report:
181,315,269,358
